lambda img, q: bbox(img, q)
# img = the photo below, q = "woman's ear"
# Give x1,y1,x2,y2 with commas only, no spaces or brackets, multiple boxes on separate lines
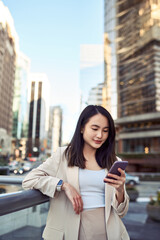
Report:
81,128,83,134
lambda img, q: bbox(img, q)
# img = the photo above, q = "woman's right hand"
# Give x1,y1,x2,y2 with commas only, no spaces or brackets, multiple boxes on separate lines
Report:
62,182,83,214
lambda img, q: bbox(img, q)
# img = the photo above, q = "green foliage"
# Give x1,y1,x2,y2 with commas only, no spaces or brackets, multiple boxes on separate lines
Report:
0,156,7,166
149,189,160,206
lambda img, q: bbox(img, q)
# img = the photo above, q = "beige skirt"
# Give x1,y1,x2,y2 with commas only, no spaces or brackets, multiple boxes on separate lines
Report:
78,207,108,240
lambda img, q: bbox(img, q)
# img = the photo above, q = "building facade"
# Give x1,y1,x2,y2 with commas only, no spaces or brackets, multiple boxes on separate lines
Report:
104,0,160,171
80,44,104,110
12,51,30,139
27,73,50,157
12,52,30,158
48,106,62,154
104,0,117,119
88,83,104,106
0,0,19,155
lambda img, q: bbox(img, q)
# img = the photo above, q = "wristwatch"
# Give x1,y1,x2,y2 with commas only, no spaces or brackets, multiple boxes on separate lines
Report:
56,180,63,192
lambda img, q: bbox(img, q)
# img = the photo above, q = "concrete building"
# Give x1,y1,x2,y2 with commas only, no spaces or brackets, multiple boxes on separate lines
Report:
48,106,62,154
0,1,18,135
27,73,50,157
0,128,11,155
80,44,104,110
0,0,19,155
104,0,160,171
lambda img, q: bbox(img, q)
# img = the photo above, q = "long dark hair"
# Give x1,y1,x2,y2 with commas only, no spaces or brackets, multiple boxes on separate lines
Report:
65,105,117,169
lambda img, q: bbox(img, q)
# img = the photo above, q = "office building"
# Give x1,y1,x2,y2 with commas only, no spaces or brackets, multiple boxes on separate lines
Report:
80,44,104,110
48,106,62,154
104,0,117,119
27,73,50,157
104,0,160,171
88,83,104,106
0,0,19,155
12,52,30,158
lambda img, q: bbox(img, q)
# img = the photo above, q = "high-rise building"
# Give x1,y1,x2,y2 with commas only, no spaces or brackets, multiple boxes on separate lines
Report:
104,0,117,119
27,73,50,157
0,0,18,136
12,52,30,158
104,0,160,171
88,83,104,106
80,44,104,110
48,106,62,154
12,52,30,139
0,0,19,155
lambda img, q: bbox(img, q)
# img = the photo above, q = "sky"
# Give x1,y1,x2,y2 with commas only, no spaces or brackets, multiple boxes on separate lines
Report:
2,0,104,143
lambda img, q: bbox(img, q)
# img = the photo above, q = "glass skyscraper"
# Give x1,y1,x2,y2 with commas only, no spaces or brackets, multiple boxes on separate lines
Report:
104,0,160,171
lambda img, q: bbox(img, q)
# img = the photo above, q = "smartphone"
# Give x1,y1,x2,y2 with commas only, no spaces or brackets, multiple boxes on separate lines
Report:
104,161,128,181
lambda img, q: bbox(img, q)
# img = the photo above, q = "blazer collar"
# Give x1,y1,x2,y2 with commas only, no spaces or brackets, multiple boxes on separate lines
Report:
104,169,114,222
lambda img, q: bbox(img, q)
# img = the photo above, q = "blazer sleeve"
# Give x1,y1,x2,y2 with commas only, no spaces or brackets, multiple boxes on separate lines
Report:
112,186,130,218
111,156,130,218
22,147,63,198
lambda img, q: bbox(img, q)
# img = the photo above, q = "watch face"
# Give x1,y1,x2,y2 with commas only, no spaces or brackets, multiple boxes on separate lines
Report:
58,180,63,186
57,180,63,192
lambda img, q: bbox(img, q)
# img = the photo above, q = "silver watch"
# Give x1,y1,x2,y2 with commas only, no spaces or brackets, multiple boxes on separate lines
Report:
56,180,63,192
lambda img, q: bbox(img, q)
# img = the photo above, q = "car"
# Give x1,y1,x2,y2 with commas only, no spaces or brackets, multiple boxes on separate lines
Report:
125,173,140,185
28,157,37,162
8,160,19,172
14,167,24,175
22,162,32,172
13,162,32,175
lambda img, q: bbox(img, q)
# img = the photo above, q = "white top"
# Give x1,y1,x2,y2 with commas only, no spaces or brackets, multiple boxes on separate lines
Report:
79,168,106,210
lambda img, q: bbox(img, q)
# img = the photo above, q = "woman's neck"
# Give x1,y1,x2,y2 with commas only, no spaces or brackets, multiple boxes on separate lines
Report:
83,145,102,170
83,144,96,160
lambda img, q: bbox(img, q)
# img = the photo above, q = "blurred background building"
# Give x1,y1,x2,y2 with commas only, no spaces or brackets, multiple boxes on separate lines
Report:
0,1,18,156
48,106,62,155
104,0,160,171
88,82,104,105
27,73,50,157
12,51,30,159
80,44,104,110
104,0,118,120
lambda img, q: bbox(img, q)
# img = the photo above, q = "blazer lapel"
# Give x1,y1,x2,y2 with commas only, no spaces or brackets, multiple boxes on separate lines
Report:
66,166,80,193
104,169,114,222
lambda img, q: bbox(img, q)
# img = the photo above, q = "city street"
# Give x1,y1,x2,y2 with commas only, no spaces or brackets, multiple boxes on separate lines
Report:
123,201,160,240
136,181,160,199
122,181,160,240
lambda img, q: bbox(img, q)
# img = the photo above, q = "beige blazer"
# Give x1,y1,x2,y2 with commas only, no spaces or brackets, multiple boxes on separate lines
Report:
22,147,130,240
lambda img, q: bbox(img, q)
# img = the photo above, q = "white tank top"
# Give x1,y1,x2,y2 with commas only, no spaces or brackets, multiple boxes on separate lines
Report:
79,168,106,210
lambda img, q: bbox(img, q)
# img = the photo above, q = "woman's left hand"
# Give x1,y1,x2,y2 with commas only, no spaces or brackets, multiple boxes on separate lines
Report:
104,168,126,204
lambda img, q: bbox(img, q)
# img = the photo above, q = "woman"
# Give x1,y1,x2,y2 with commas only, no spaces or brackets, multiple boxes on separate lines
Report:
22,105,130,240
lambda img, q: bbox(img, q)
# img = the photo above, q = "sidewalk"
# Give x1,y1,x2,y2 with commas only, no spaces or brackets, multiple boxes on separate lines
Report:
123,201,160,240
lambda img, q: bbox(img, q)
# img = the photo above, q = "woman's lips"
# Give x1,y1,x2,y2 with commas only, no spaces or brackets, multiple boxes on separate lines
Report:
94,140,102,144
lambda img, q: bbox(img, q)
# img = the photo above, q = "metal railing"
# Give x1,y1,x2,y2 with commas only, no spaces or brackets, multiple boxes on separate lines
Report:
0,189,49,216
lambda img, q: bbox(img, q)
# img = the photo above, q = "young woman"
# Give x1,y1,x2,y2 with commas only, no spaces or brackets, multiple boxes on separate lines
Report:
22,105,130,240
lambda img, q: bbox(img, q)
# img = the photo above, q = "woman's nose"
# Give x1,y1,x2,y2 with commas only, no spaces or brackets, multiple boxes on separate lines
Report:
97,130,102,138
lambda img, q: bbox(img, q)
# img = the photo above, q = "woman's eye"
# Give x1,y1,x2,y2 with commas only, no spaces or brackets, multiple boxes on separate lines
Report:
92,128,98,131
104,130,108,132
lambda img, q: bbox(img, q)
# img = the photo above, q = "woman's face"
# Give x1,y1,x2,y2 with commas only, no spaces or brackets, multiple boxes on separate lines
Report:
82,113,109,151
